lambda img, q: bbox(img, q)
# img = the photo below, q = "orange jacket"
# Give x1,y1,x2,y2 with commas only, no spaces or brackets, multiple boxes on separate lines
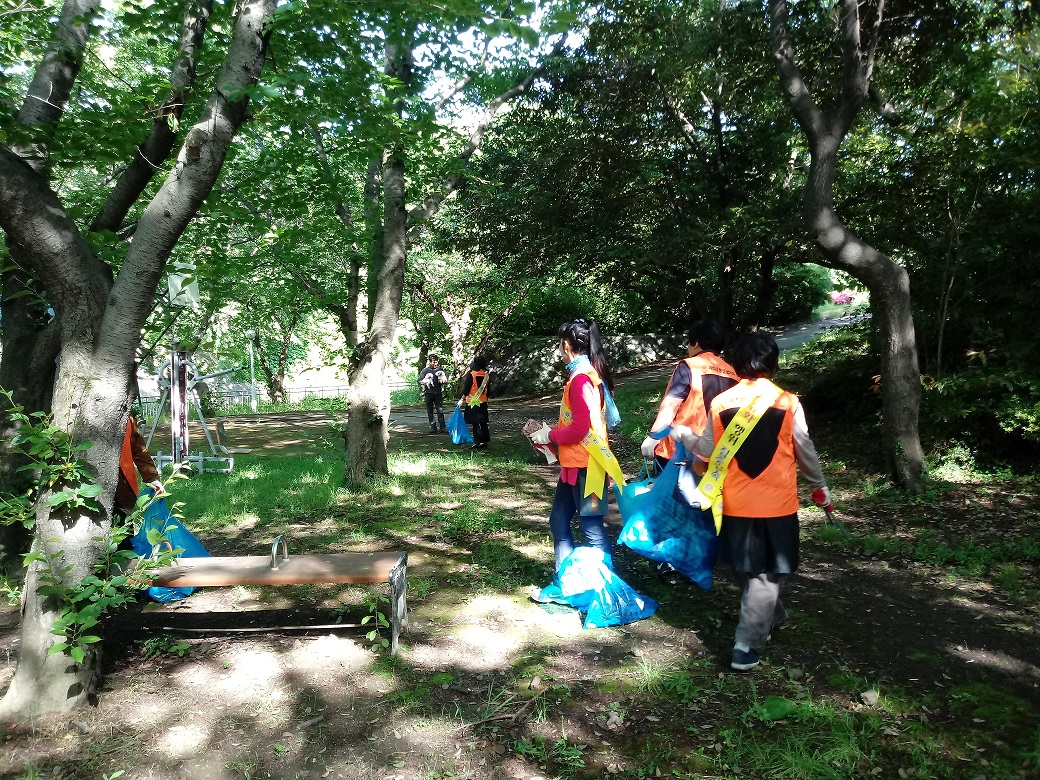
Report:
709,378,799,518
655,352,738,460
557,368,607,468
116,417,159,510
466,370,488,404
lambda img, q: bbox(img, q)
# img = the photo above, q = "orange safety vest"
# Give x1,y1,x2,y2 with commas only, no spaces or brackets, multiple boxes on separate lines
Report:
709,378,799,518
467,370,488,404
557,368,607,468
655,352,738,460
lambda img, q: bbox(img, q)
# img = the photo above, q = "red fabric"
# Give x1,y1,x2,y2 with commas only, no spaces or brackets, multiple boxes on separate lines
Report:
550,374,594,445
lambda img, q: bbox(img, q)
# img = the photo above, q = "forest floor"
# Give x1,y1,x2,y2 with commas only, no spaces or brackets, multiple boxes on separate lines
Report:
1,332,1038,780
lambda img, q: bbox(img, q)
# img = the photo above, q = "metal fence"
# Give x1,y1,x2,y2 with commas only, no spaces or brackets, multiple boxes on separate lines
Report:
137,381,415,420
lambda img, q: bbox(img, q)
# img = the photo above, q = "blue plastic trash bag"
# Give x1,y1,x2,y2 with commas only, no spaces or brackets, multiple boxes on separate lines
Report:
532,547,657,629
446,406,473,445
616,443,718,591
130,491,210,602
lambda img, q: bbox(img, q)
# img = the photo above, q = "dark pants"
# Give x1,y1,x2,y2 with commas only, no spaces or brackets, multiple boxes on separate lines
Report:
468,403,490,444
548,471,611,569
425,393,445,429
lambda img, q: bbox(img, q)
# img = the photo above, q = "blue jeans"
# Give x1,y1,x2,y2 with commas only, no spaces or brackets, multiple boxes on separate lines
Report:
549,473,612,569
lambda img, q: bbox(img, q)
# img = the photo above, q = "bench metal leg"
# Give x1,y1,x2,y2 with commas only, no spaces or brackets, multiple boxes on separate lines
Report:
388,552,408,655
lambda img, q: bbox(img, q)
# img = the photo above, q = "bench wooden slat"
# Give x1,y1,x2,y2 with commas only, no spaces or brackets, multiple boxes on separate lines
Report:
151,551,405,587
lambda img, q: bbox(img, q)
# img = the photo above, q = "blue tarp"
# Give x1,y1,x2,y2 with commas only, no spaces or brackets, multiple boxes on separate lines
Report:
531,547,658,629
130,491,210,602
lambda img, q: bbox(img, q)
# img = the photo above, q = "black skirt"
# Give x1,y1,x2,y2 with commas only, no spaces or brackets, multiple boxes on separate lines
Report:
718,513,799,574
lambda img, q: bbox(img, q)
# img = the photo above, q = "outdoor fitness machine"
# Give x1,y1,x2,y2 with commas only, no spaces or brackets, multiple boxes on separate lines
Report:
145,343,250,474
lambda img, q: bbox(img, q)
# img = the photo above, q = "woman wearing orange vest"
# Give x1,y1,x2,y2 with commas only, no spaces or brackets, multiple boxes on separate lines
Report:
641,319,738,471
671,332,833,671
527,319,618,569
457,356,491,449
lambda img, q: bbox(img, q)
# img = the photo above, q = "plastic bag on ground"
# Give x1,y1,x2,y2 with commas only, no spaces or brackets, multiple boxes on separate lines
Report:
531,547,657,629
130,491,210,602
616,445,718,591
446,406,473,445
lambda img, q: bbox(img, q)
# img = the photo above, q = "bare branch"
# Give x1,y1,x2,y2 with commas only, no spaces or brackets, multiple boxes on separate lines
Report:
768,0,827,147
90,0,213,233
0,0,39,19
433,37,491,112
868,82,901,123
310,124,356,231
13,0,102,175
408,37,566,229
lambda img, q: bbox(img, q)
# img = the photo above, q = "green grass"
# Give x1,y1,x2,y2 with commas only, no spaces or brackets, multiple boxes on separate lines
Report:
112,394,1040,780
611,381,669,442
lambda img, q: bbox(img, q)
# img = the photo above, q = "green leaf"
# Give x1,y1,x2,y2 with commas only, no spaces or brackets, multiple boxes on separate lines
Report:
48,642,69,655
754,696,798,721
44,490,74,507
517,25,539,48
70,646,85,664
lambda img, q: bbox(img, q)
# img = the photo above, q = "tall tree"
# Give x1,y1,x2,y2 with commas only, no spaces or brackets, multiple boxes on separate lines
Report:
769,0,925,490
0,0,275,718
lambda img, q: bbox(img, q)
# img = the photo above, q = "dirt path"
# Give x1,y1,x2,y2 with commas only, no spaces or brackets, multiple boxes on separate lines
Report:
2,326,1038,780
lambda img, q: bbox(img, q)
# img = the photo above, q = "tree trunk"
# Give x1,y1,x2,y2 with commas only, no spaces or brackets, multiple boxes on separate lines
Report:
769,0,924,491
344,149,406,485
751,247,779,328
806,149,923,486
0,0,274,718
363,157,384,334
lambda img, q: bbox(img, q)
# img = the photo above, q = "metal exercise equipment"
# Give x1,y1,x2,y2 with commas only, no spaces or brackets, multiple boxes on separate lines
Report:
145,343,247,473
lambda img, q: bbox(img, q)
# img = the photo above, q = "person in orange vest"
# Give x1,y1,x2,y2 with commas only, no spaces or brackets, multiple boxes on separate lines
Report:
526,319,621,569
115,415,163,519
671,332,833,671
457,356,491,449
641,320,739,471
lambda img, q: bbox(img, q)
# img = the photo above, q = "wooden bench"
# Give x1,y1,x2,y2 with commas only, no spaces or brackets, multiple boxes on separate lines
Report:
149,537,408,654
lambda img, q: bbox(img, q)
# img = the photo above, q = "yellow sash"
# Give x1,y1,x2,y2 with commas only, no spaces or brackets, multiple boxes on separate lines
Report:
466,372,489,407
581,430,627,498
693,395,771,534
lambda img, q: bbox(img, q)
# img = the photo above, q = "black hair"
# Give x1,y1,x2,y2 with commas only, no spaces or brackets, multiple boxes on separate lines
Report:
428,354,439,362
688,320,726,353
470,356,488,371
730,332,779,379
557,318,615,390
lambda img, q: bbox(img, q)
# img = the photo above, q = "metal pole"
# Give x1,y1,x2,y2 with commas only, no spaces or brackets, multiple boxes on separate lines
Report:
244,329,257,413
249,341,257,413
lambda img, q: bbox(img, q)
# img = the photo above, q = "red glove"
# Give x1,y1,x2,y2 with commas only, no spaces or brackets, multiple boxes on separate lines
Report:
812,487,834,512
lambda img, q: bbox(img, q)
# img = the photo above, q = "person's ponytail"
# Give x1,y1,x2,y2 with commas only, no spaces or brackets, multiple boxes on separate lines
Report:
558,318,614,390
586,320,614,391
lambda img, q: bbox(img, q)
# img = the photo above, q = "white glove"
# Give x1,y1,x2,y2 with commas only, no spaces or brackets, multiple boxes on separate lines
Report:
529,423,553,445
670,424,697,448
147,480,164,494
640,435,659,459
456,399,463,407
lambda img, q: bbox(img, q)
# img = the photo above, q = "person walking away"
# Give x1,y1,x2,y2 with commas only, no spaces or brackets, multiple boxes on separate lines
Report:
526,319,626,570
640,319,738,473
670,332,833,671
418,355,449,432
457,356,491,449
